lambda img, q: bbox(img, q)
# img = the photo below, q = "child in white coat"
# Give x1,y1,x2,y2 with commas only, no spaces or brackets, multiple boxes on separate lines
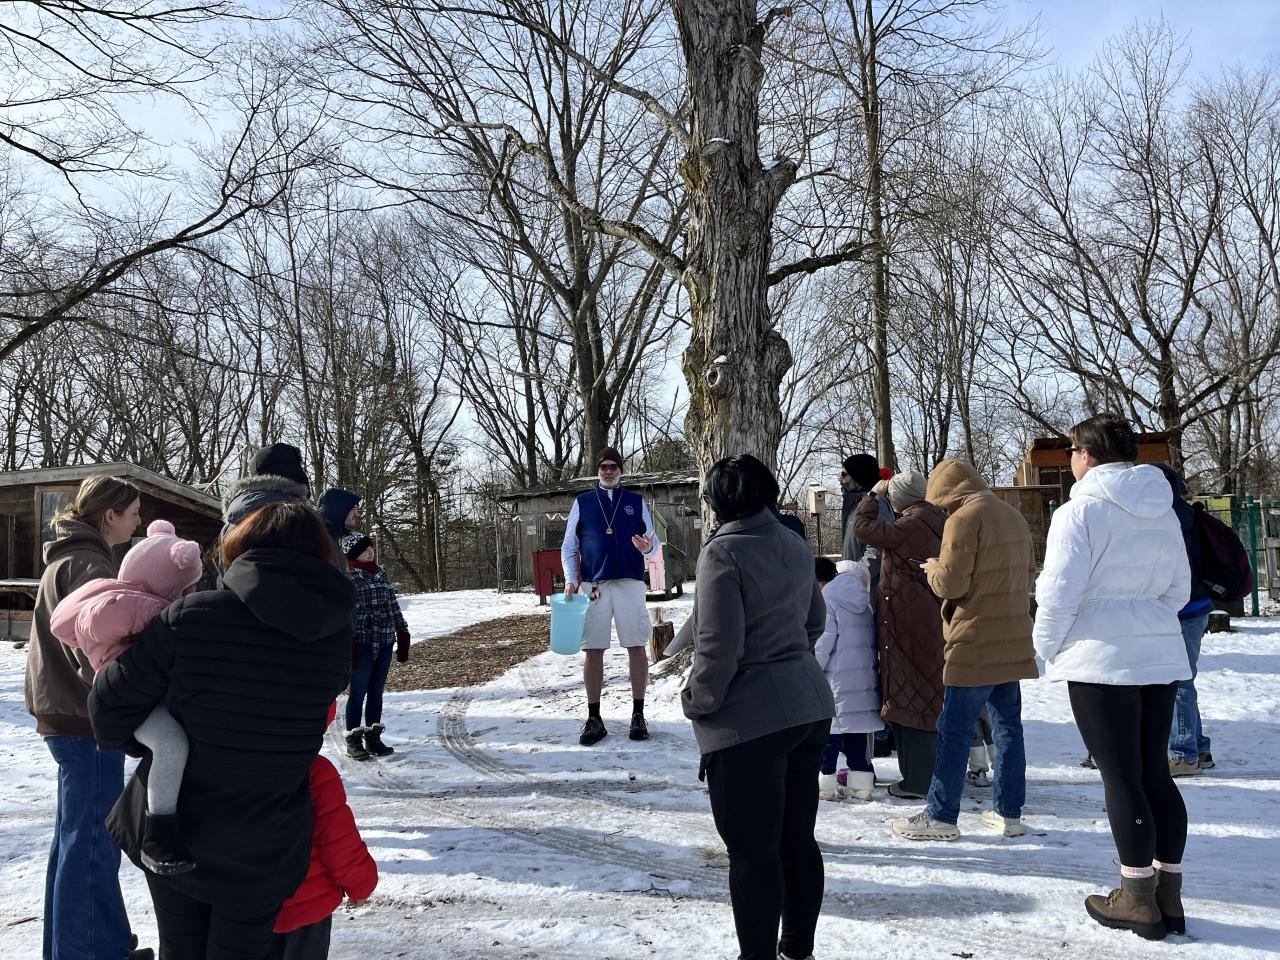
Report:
814,557,884,801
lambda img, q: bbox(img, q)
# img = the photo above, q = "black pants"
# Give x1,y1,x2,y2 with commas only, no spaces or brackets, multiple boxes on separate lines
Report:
147,875,283,960
706,719,830,960
1068,681,1188,867
890,722,937,796
820,732,873,774
270,917,332,960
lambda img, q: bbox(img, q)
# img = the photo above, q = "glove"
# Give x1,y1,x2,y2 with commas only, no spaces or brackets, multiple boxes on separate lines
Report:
396,629,411,663
351,645,361,670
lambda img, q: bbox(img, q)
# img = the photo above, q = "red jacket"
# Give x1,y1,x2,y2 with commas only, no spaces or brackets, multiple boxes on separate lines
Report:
274,756,378,933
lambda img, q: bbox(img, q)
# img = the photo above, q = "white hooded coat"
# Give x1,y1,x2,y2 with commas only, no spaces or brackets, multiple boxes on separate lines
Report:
1033,462,1192,685
814,569,884,734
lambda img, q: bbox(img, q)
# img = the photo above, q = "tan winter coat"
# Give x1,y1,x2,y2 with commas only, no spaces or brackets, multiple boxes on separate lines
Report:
24,520,120,736
925,460,1038,688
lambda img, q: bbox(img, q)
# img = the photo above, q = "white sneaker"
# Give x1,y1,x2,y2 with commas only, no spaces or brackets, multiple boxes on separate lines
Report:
892,810,960,841
818,773,841,801
843,769,875,801
982,809,1025,836
966,768,991,788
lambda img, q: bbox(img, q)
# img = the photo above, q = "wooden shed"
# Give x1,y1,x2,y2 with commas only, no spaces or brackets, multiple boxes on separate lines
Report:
1014,432,1173,504
0,463,223,640
495,470,702,592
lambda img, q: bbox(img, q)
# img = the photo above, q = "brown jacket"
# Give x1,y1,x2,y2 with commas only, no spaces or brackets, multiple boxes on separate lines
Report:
853,495,947,729
925,461,1038,688
24,520,120,736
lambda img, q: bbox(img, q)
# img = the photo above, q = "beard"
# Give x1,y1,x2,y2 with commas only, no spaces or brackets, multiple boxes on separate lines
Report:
599,474,621,489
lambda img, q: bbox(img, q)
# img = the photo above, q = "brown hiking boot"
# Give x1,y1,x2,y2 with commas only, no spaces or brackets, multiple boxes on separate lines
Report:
1155,868,1185,935
1085,874,1166,940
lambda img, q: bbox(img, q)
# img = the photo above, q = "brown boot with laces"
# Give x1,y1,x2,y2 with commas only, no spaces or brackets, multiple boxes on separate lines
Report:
1155,868,1185,935
1084,874,1166,940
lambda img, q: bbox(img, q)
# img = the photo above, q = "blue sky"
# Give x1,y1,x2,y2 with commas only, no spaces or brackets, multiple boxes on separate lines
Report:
1004,0,1279,73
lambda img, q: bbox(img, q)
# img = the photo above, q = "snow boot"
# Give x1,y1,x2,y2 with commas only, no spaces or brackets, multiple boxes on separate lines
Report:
1198,751,1215,770
844,769,875,801
628,713,649,742
981,809,1025,837
1168,756,1202,777
887,781,926,800
140,813,196,876
1155,868,1185,935
818,772,841,800
364,724,394,757
892,810,960,841
1085,874,1166,940
966,768,991,788
346,728,371,760
579,715,607,746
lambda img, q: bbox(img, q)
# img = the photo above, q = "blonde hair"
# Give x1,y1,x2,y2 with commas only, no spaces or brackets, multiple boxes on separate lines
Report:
52,476,141,537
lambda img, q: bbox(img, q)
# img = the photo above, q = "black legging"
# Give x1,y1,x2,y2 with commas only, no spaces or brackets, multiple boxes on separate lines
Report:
147,875,283,960
1068,681,1187,867
705,719,830,960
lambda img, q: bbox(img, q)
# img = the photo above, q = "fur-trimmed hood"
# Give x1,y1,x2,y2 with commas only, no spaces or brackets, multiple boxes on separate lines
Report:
222,473,311,529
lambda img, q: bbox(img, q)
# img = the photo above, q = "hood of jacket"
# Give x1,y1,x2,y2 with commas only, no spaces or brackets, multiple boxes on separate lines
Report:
221,548,355,641
822,569,870,616
223,474,311,527
1071,462,1172,520
316,488,361,537
926,459,990,514
43,519,114,568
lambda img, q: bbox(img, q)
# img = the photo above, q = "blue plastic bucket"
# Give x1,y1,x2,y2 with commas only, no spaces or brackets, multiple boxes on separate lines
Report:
549,593,591,655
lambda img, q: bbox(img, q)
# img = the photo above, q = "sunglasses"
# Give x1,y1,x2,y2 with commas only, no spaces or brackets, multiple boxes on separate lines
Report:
1069,446,1085,454
598,463,620,472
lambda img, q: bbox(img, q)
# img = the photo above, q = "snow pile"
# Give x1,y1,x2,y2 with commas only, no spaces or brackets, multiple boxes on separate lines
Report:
0,591,1275,959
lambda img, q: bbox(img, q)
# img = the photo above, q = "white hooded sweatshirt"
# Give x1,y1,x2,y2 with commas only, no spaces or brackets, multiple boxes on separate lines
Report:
814,567,884,734
1033,462,1191,685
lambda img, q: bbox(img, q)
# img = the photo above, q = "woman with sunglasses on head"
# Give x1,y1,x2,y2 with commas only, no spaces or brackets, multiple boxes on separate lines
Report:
1034,413,1192,940
682,454,834,960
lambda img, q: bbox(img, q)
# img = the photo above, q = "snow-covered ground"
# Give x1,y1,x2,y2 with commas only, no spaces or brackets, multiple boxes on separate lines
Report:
1,591,1276,959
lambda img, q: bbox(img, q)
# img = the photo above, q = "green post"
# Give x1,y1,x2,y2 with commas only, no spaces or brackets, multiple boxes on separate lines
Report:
1245,495,1261,617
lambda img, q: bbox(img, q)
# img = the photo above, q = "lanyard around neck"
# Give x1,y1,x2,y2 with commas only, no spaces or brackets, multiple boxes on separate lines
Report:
595,487,623,535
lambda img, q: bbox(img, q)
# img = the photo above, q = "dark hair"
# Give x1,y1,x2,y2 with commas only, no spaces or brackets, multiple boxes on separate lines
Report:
221,501,335,567
814,556,838,584
1070,413,1139,464
703,454,780,524
53,476,141,537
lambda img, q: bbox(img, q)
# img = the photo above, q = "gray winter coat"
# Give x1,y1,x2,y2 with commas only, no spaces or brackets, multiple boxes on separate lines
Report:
220,473,311,541
814,570,883,735
842,492,895,595
681,509,835,754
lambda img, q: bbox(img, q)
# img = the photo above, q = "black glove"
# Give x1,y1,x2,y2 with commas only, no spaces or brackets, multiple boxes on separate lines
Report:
396,629,411,663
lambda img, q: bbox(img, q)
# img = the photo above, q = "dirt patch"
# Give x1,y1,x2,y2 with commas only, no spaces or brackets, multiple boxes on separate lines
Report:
384,613,551,692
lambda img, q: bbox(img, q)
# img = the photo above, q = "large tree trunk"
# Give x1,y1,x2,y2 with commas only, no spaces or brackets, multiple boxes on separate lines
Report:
674,1,796,483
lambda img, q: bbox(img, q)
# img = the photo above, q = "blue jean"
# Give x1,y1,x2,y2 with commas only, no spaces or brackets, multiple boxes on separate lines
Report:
1169,612,1211,764
346,644,394,729
43,736,131,960
925,682,1026,825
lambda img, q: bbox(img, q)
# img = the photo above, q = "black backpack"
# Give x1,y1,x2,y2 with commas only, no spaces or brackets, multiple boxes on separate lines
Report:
1193,505,1253,602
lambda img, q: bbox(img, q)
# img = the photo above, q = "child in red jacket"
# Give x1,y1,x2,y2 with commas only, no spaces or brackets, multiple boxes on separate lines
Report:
271,708,378,959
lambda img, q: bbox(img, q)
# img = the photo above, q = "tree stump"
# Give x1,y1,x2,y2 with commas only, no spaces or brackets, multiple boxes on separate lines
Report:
649,613,675,663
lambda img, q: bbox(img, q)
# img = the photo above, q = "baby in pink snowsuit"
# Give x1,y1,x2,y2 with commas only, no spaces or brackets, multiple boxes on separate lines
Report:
51,519,203,876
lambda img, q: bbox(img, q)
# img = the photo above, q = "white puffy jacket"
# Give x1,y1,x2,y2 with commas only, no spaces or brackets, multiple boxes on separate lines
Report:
814,569,884,734
1033,462,1191,685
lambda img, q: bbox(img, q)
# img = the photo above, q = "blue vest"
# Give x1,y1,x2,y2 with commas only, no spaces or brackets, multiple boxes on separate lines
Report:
575,486,647,583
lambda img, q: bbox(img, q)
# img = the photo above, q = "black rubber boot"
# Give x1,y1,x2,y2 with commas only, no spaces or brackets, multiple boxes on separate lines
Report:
364,724,395,757
140,813,196,876
346,729,371,760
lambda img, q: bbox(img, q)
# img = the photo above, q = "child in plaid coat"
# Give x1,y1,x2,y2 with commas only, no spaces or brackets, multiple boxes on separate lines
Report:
339,532,410,760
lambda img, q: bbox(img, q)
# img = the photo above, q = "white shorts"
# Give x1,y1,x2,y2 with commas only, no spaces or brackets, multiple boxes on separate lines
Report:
579,579,650,650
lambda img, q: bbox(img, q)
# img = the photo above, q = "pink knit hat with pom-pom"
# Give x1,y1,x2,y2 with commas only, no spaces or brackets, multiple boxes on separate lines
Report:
118,519,204,602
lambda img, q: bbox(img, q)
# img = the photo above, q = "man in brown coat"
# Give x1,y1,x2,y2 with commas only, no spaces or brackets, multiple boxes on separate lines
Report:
853,469,947,798
892,459,1038,842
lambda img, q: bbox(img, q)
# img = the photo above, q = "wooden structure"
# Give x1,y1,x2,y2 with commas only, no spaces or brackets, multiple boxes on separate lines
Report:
991,485,1059,567
0,463,223,640
1015,432,1173,504
495,471,701,593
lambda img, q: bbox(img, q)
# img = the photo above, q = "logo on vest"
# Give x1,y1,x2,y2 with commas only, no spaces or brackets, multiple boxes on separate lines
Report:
624,505,635,516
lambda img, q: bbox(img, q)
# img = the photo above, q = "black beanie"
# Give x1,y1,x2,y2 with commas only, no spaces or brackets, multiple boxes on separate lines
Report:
249,443,309,488
595,447,624,469
842,453,881,490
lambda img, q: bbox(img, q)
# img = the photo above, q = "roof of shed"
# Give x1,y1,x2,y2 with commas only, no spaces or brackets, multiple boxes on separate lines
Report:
497,470,700,503
0,462,221,516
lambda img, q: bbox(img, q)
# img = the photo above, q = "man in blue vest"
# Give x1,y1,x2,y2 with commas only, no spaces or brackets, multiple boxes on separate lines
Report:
561,447,660,745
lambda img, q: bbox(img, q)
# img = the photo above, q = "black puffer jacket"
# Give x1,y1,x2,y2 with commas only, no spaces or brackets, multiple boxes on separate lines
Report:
89,548,354,906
